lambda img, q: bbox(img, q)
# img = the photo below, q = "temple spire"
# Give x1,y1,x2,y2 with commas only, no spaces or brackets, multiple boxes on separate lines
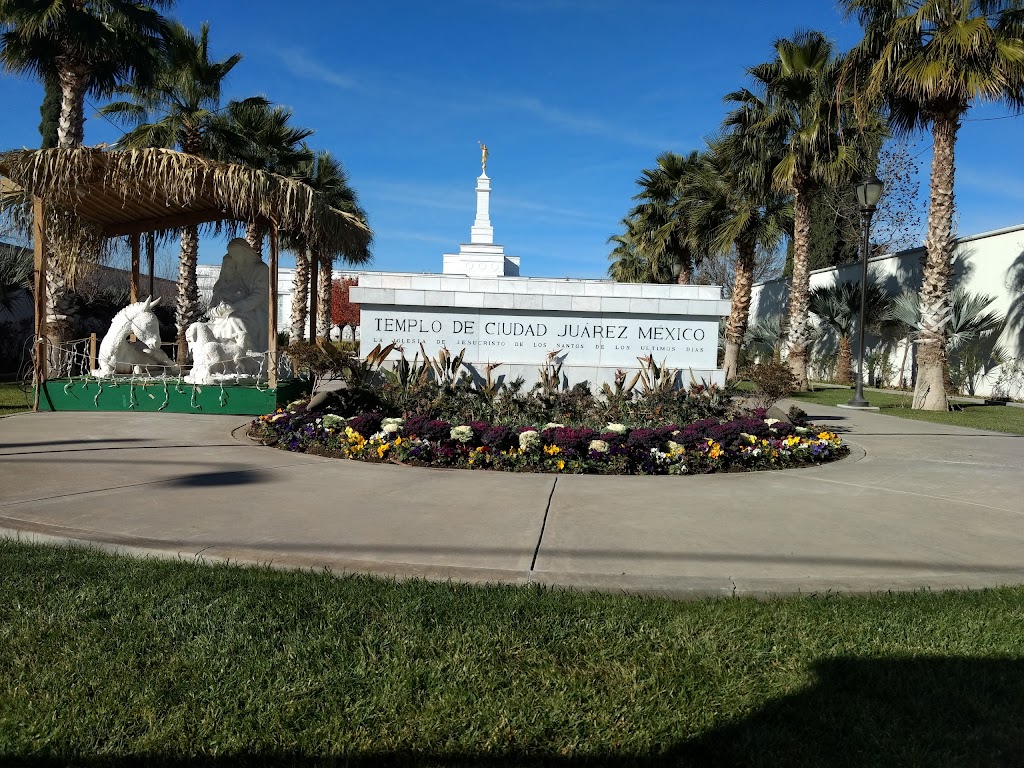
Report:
441,145,520,276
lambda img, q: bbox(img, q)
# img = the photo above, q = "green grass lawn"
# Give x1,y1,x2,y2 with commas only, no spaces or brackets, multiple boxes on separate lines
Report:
789,385,1024,434
2,541,1023,766
0,380,31,416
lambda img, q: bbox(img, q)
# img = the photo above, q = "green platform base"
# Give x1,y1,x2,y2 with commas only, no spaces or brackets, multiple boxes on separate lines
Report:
36,377,311,416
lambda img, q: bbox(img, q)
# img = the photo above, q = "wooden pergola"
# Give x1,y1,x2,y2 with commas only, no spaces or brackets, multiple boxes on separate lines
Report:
0,146,372,410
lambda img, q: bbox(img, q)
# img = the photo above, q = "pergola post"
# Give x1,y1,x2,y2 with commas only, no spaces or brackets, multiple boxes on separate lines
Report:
146,232,156,298
308,249,318,343
32,196,47,412
268,220,279,389
129,233,141,302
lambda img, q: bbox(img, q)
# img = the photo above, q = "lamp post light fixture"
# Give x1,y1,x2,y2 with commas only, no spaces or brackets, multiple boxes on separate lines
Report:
848,174,884,408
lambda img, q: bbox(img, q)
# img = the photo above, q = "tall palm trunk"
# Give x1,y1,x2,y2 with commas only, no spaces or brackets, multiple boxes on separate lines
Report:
317,254,333,341
289,250,310,343
723,239,756,381
43,265,73,373
913,113,959,411
785,172,813,390
675,253,693,285
175,224,200,363
836,335,853,385
42,63,89,362
55,63,87,148
245,222,265,255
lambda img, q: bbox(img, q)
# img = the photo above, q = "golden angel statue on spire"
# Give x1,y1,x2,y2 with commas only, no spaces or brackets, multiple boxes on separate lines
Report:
478,141,489,173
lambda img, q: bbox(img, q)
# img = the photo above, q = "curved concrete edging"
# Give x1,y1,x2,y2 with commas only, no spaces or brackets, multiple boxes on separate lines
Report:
2,408,1022,598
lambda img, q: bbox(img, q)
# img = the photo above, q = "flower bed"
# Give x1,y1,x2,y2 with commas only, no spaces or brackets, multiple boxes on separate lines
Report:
249,402,847,475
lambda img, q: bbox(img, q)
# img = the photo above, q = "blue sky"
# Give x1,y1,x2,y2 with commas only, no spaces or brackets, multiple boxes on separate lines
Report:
2,0,1023,278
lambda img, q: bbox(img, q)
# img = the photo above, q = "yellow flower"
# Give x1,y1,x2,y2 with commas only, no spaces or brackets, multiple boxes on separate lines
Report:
544,444,562,455
556,459,565,470
818,431,835,441
707,441,723,459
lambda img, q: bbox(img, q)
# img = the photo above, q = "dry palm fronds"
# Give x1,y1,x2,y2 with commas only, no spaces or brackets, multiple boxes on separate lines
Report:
0,146,373,269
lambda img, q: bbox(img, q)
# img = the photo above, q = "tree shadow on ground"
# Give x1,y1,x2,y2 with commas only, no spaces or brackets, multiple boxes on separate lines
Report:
5,656,1022,767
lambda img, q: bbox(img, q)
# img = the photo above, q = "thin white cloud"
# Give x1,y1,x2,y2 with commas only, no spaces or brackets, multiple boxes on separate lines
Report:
274,48,358,90
958,167,1024,203
360,180,468,212
490,95,685,150
362,178,609,228
501,197,609,227
383,230,457,246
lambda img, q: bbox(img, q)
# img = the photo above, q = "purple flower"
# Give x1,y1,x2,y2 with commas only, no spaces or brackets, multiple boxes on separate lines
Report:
481,425,518,452
625,428,661,452
347,412,385,438
551,427,596,456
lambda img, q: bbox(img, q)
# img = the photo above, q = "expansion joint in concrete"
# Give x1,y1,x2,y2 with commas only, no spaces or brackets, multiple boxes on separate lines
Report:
528,477,558,580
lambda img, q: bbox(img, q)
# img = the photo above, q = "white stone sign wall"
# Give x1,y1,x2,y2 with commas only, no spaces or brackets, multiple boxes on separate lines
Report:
351,273,732,388
363,307,719,371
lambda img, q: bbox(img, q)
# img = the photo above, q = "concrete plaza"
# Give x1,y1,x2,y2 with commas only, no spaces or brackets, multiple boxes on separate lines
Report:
1,402,1021,597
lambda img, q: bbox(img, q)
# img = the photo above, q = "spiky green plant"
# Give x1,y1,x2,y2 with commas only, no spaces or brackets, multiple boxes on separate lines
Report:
809,279,892,384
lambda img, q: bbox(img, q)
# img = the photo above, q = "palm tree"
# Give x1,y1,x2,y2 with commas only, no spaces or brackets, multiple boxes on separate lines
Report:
730,30,866,390
889,286,1006,393
809,278,891,384
629,151,702,284
843,0,1024,410
213,101,313,254
100,20,248,362
0,241,32,315
606,217,650,283
0,0,169,148
744,315,786,362
684,139,792,381
1,0,170,355
292,150,370,342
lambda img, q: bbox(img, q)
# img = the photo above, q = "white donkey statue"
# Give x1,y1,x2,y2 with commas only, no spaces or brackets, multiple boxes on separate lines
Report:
92,297,179,377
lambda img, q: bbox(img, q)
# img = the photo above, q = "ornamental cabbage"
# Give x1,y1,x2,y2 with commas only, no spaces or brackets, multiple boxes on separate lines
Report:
519,430,540,451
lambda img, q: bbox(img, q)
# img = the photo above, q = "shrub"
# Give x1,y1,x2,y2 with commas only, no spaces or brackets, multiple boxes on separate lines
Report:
748,360,798,409
286,341,354,387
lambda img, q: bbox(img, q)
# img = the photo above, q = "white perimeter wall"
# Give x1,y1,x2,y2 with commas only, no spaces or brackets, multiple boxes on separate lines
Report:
749,225,1024,397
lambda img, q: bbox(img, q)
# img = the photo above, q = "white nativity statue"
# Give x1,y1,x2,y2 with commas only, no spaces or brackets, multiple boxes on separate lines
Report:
185,238,270,385
92,296,179,377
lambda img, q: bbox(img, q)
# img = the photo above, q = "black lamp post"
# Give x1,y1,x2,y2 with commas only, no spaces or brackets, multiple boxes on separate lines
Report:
849,174,884,408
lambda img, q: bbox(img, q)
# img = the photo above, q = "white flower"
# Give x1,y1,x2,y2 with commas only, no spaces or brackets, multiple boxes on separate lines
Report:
519,430,541,451
604,423,627,434
650,447,671,464
666,440,682,452
322,414,345,429
382,422,402,435
541,422,564,431
795,426,809,434
589,439,609,453
450,425,474,443
764,418,781,426
382,417,405,428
